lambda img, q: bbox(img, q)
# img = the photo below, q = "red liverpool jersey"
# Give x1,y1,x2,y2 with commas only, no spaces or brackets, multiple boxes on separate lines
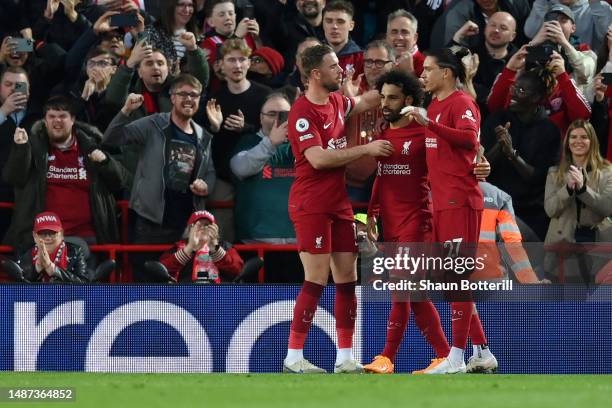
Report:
288,92,355,215
425,90,483,211
368,123,431,241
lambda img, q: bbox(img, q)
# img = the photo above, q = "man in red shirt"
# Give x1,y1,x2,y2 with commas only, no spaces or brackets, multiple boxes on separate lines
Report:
284,44,393,374
404,48,496,374
362,70,451,374
3,96,126,250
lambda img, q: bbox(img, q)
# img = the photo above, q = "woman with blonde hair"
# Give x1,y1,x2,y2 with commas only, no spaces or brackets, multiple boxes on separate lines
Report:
544,119,612,282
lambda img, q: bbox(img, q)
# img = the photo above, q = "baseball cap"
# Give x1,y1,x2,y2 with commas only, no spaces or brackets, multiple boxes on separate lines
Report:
33,211,63,233
188,210,216,225
545,4,575,23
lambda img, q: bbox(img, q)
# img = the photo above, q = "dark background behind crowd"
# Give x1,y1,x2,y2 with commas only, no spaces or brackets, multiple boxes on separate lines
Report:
0,0,610,284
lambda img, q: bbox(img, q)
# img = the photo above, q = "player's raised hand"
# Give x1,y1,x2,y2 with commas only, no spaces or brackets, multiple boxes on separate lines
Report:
206,99,223,133
401,106,429,126
464,52,479,82
366,139,394,157
14,127,28,144
342,66,363,98
121,93,144,115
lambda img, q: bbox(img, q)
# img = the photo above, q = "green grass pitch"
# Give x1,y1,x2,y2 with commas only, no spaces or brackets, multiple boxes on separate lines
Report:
0,373,610,408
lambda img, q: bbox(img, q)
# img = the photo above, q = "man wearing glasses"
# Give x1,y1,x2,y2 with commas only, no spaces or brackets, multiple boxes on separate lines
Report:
104,74,215,280
344,40,395,201
230,92,294,245
69,48,119,131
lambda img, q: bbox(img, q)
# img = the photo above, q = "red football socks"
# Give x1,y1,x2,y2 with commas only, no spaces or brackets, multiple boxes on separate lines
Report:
381,301,410,361
469,310,488,346
412,300,451,358
450,301,474,350
335,281,357,349
288,280,325,349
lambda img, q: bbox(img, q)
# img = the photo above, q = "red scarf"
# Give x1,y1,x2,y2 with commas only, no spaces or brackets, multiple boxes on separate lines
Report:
32,241,68,282
177,241,220,283
142,87,160,114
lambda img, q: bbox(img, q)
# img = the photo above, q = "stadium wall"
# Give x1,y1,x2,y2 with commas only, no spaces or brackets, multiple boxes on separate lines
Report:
1,285,610,373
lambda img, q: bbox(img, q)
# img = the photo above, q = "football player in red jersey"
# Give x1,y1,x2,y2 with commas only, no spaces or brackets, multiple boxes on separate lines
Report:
283,44,394,374
404,48,497,374
362,70,451,374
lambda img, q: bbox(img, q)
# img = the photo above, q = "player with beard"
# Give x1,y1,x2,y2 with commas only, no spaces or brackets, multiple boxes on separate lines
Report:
403,48,493,374
104,74,215,268
283,44,393,373
362,70,451,374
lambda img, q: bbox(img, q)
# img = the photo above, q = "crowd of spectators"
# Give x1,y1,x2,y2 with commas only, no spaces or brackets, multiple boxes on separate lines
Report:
0,0,610,283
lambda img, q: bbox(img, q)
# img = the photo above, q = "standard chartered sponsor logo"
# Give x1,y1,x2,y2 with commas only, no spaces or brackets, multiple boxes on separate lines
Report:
47,165,87,181
381,163,411,175
425,137,437,149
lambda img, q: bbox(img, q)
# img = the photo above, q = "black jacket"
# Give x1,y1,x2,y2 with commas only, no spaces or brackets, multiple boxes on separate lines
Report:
472,42,518,118
18,242,89,283
265,3,325,72
2,120,128,251
481,108,561,210
0,108,42,202
430,0,530,50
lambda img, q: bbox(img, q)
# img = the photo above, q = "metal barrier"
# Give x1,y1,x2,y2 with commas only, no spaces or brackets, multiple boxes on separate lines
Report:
0,199,368,282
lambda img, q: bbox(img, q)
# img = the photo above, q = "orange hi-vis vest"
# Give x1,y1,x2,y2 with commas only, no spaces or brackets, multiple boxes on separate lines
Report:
472,182,539,283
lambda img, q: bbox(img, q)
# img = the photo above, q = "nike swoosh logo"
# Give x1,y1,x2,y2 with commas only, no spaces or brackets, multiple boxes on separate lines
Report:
451,318,462,321
323,123,332,129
